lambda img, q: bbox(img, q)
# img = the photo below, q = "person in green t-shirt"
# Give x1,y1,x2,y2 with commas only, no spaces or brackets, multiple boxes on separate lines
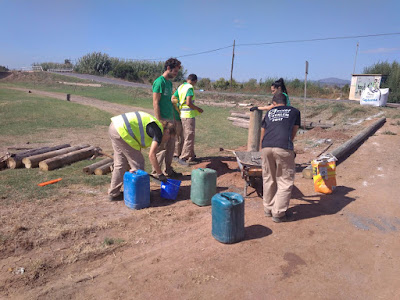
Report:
152,58,182,178
250,78,292,112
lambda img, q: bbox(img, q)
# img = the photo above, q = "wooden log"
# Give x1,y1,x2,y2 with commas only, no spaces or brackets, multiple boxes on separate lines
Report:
23,144,90,168
247,110,263,151
232,122,249,129
228,117,250,123
94,162,114,175
302,117,386,179
39,146,97,171
83,158,113,174
7,144,70,169
231,112,250,119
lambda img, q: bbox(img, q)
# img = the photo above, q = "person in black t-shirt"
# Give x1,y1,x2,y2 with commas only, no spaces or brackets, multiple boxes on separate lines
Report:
260,93,300,222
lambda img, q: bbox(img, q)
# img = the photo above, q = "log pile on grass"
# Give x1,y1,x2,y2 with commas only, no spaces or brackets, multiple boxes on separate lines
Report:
1,144,113,175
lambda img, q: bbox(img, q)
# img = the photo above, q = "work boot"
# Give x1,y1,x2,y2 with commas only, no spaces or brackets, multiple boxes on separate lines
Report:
272,211,294,223
188,157,202,163
178,158,189,166
166,169,182,178
264,210,272,217
108,193,123,201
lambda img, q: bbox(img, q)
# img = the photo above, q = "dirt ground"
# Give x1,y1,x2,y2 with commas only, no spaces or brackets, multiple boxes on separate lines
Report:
1,87,400,299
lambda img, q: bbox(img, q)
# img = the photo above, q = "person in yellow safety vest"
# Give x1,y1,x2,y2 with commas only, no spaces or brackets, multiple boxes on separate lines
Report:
108,111,176,201
171,74,203,166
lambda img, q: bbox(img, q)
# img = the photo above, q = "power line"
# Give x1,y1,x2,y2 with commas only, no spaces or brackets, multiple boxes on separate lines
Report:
236,32,400,47
140,44,233,61
138,32,400,61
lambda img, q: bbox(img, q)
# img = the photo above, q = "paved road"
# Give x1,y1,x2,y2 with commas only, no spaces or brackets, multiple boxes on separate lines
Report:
51,72,357,103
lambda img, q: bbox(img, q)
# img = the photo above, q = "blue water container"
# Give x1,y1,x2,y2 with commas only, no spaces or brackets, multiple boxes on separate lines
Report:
123,170,150,210
212,192,245,244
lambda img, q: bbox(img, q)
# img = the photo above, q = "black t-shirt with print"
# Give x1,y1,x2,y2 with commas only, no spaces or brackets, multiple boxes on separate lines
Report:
261,106,301,150
146,122,163,145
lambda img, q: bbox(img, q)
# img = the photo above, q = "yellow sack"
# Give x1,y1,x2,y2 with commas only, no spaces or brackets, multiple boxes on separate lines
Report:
311,154,337,194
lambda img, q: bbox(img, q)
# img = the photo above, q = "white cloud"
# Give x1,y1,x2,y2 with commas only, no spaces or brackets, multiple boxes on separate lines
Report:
233,19,245,28
361,47,400,54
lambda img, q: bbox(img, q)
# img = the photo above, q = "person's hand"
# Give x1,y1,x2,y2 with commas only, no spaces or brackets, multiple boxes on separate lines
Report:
250,106,259,111
197,107,204,113
157,174,168,183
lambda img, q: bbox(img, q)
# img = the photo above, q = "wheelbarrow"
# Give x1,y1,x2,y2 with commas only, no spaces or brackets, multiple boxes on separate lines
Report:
233,151,263,197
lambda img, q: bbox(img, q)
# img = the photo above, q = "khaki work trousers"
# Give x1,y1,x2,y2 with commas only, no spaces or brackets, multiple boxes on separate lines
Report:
174,120,184,158
108,123,144,197
151,119,176,176
180,118,196,161
261,147,295,218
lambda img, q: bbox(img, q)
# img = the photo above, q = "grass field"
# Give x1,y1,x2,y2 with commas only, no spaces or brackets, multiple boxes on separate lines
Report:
0,81,247,203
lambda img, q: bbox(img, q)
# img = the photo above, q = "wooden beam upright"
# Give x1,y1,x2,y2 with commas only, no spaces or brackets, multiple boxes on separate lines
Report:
247,110,263,152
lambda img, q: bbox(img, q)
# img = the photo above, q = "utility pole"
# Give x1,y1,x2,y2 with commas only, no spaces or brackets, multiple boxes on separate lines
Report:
304,61,309,130
230,40,235,89
353,42,359,74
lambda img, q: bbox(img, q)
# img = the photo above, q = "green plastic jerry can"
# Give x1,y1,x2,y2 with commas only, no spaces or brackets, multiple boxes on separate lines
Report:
190,168,217,206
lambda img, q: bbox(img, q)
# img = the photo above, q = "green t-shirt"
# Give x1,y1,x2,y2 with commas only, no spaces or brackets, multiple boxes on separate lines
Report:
152,75,174,120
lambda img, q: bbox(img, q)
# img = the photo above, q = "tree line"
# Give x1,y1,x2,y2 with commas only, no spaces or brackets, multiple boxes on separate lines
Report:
32,52,398,102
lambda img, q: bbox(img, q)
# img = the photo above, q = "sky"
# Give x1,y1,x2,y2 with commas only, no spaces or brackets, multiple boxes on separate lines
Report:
1,0,400,82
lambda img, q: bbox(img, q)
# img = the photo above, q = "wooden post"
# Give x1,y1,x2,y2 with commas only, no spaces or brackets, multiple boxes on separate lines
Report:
39,146,97,171
302,117,386,179
230,40,235,90
303,61,308,130
23,144,90,168
247,110,263,152
83,158,113,175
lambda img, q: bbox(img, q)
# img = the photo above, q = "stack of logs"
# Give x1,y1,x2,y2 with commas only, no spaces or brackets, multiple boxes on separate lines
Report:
1,144,113,175
228,112,335,129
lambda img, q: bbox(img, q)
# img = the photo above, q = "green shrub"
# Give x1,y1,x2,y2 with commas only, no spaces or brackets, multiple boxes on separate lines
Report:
197,78,211,90
364,60,400,103
74,52,112,75
112,63,138,81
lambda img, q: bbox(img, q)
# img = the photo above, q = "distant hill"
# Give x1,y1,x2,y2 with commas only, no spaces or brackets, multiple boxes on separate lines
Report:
316,77,350,87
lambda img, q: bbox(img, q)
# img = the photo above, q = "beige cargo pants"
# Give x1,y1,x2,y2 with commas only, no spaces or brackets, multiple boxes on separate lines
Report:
108,123,144,197
179,118,196,161
261,147,295,218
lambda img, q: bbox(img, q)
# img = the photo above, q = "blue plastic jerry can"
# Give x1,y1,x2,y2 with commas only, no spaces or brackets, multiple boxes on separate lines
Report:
211,192,245,244
123,170,150,210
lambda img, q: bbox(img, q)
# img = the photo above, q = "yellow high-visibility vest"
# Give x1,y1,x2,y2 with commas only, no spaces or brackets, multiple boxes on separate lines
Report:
111,111,163,150
178,83,200,119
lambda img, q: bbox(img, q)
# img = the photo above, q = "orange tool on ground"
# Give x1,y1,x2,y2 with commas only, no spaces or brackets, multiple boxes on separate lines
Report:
38,178,62,187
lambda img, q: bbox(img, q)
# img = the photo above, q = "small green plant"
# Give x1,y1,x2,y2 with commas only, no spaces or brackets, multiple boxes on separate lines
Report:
103,237,125,246
349,107,367,115
331,103,346,116
382,130,397,135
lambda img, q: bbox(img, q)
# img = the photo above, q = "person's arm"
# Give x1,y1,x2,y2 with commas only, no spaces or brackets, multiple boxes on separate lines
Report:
186,96,203,113
257,104,274,111
259,127,265,151
291,125,299,142
149,140,163,175
171,95,180,113
153,93,162,120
